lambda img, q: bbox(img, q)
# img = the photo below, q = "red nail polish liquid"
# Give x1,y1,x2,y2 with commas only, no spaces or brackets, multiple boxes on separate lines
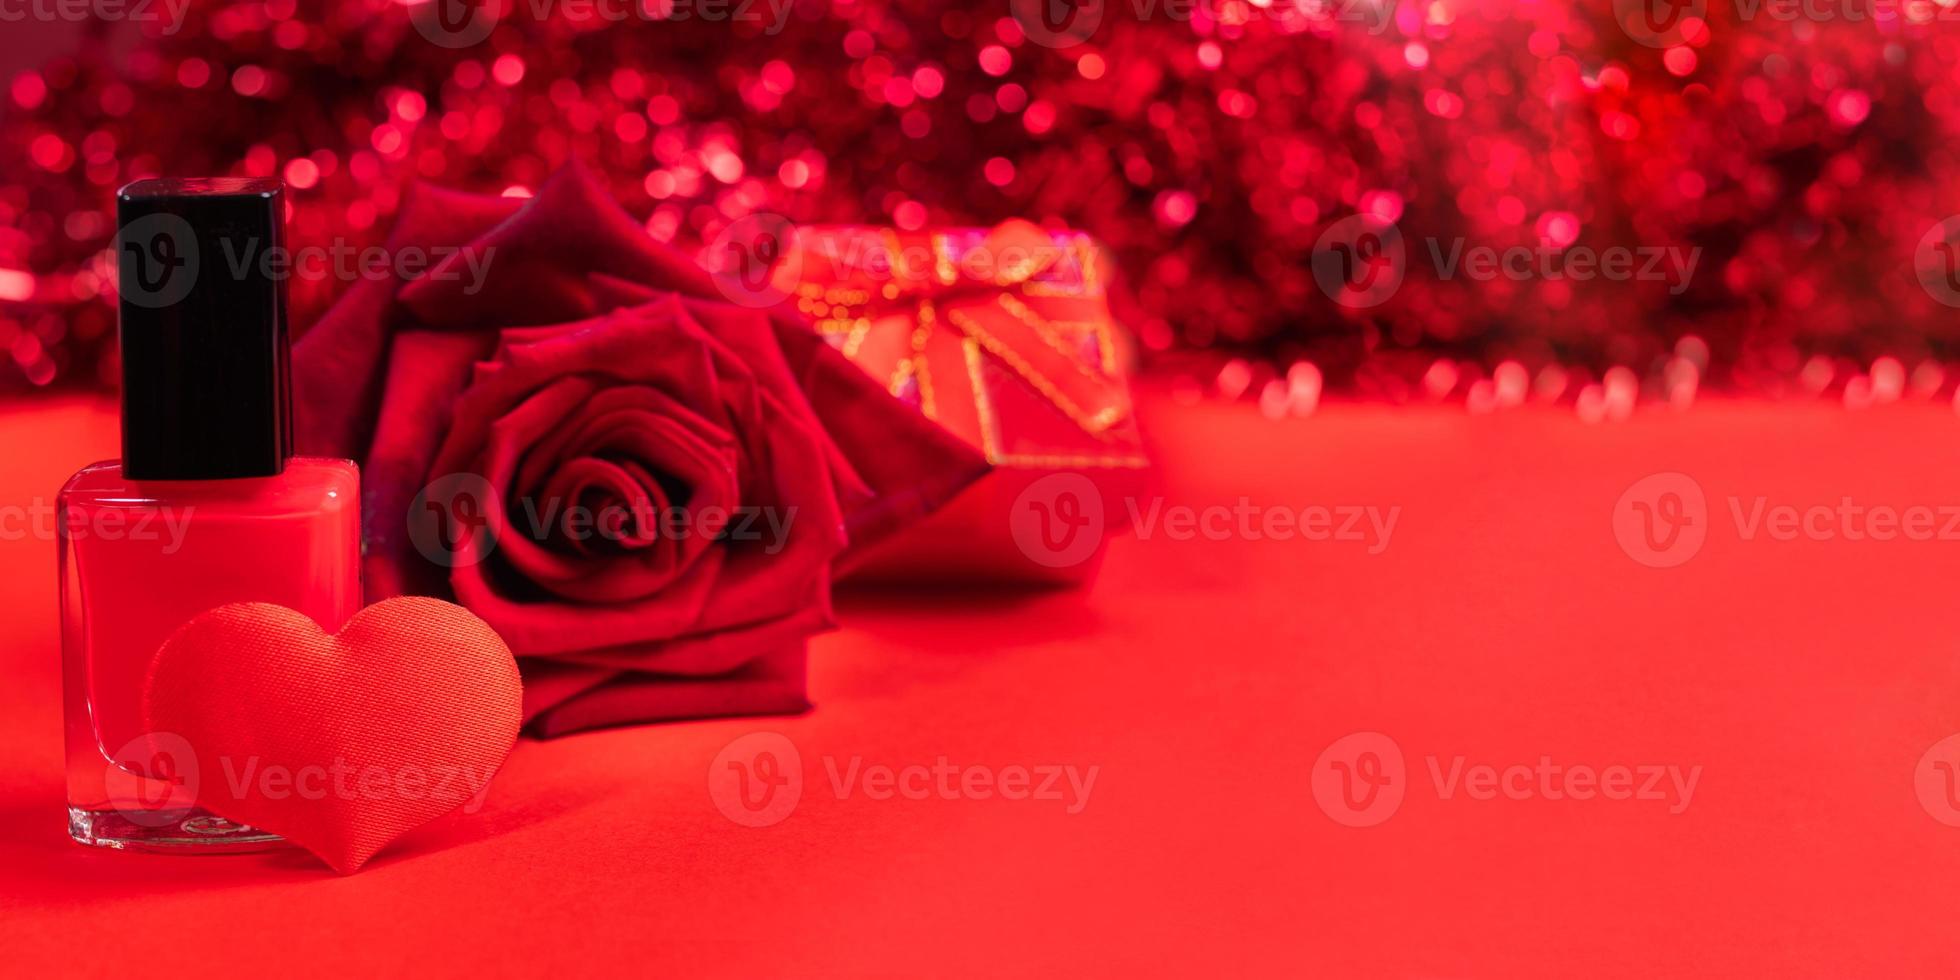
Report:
62,178,361,852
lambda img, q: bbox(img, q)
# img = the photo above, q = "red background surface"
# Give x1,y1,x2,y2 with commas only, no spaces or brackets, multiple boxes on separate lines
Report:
6,390,1960,976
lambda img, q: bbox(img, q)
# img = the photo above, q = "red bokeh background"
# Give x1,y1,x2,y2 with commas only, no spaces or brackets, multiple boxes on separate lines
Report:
2,2,1959,408
13,10,1960,975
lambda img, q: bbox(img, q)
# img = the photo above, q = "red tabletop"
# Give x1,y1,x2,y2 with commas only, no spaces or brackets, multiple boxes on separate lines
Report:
4,391,1960,977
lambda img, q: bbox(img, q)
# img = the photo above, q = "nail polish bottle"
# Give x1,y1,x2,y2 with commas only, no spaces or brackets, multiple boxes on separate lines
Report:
61,178,361,851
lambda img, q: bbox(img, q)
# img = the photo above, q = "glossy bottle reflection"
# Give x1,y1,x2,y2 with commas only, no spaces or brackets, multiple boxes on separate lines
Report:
61,459,360,848
64,177,362,851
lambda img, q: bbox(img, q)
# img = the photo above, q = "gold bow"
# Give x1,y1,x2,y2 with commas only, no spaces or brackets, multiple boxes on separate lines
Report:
793,220,1143,469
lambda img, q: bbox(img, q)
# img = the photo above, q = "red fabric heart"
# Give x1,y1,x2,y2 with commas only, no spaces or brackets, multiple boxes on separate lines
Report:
142,597,522,874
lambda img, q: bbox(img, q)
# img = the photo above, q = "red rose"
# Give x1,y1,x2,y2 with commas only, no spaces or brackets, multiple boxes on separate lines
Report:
292,165,987,737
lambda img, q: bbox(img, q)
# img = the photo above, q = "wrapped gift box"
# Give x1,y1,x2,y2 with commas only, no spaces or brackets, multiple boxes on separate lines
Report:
789,220,1150,584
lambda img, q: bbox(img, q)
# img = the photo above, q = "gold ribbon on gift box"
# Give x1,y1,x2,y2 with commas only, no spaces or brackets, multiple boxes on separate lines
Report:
793,220,1149,470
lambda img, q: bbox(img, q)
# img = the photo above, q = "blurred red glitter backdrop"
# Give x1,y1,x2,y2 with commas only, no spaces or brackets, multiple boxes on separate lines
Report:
2,0,1958,406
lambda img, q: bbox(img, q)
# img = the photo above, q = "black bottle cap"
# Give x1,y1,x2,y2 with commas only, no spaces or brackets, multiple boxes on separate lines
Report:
117,177,292,480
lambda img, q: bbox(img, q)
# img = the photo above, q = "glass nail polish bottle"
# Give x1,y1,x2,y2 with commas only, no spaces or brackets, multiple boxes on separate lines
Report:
61,178,361,851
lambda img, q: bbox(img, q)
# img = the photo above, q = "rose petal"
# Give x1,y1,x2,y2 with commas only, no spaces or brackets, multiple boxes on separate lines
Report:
360,328,499,601
400,164,721,329
496,386,741,602
294,162,996,734
522,645,810,738
294,184,524,459
535,456,669,555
